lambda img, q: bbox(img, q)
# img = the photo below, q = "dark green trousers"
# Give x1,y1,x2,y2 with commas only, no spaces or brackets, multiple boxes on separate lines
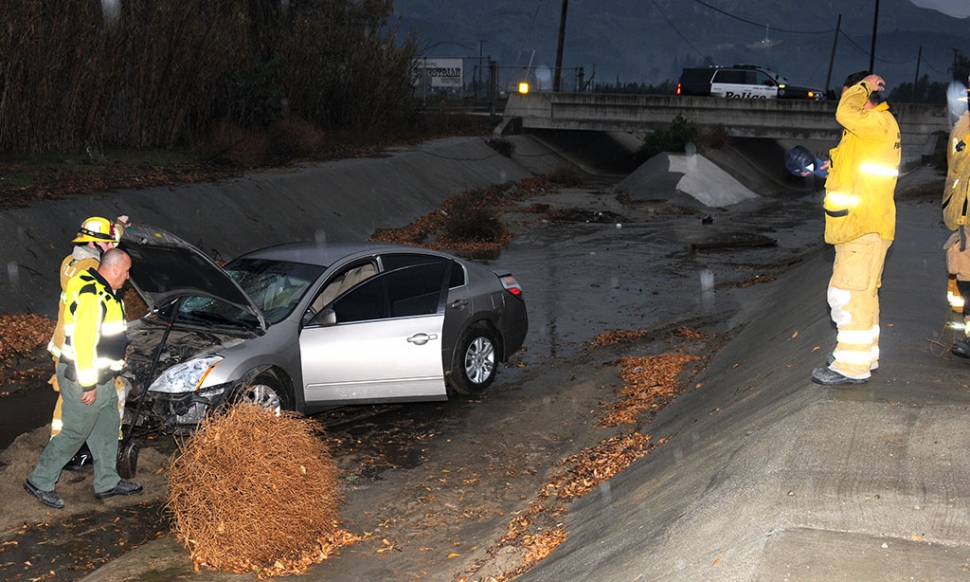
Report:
28,363,121,493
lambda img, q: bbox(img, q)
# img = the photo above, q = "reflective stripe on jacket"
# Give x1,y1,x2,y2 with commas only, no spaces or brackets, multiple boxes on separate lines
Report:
823,80,901,245
59,268,127,388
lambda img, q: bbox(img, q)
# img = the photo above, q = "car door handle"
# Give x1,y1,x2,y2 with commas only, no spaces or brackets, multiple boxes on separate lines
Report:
450,299,468,309
407,333,438,345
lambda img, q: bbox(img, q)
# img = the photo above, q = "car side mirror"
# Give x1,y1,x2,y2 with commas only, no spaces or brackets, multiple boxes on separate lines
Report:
309,308,337,327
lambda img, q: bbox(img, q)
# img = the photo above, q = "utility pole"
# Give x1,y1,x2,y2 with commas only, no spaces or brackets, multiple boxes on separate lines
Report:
913,46,922,102
553,0,568,92
825,14,841,95
477,39,485,100
868,0,879,72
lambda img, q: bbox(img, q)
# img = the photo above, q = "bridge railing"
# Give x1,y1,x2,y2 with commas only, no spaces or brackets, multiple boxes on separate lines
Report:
499,92,950,165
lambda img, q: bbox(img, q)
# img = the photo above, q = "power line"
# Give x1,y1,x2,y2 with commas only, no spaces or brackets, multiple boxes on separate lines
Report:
689,0,834,35
837,30,915,66
652,0,706,59
658,0,952,82
918,52,947,75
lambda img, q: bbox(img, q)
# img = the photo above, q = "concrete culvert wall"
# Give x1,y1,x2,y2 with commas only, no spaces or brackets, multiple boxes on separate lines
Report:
0,136,557,317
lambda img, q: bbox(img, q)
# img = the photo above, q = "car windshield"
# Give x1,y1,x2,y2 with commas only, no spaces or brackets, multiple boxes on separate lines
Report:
178,258,325,327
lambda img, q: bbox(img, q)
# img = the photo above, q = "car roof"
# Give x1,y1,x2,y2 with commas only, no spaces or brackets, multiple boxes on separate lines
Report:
237,241,451,268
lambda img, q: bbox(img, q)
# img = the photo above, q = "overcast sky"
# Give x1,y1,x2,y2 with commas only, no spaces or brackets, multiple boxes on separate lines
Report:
909,0,970,18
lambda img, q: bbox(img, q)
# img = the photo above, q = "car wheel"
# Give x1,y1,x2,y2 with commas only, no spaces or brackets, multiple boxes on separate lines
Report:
449,325,499,395
231,373,293,415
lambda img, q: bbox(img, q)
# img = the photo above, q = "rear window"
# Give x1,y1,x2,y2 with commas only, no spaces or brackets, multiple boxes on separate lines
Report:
679,69,714,83
713,69,746,84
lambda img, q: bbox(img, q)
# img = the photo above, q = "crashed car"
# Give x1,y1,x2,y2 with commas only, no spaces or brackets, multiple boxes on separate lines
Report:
119,225,528,434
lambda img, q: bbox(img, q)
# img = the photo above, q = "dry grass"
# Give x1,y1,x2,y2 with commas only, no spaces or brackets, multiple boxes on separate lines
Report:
166,403,357,578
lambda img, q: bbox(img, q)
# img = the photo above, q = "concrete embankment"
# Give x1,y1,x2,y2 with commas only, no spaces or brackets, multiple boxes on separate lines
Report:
522,197,970,581
0,136,564,317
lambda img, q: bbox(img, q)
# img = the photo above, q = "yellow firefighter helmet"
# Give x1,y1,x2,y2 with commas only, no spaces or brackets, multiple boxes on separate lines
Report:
72,216,121,244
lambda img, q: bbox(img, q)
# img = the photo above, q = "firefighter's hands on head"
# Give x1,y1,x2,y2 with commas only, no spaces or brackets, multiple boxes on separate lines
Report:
864,75,886,92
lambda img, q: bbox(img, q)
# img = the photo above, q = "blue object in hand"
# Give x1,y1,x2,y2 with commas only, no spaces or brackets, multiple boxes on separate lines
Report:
785,145,827,178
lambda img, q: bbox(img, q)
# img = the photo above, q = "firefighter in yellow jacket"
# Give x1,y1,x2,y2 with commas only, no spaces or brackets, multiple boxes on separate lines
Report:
48,216,130,470
943,86,970,357
812,71,901,385
25,249,142,508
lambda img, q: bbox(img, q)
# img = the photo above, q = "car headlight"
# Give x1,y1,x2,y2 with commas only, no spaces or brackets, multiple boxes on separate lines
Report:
149,356,223,394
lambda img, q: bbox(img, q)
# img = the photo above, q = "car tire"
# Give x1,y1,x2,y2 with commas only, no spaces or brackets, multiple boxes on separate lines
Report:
231,372,293,415
449,324,499,395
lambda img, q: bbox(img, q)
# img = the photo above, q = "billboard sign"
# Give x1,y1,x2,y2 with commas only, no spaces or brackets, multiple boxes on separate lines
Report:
413,58,463,88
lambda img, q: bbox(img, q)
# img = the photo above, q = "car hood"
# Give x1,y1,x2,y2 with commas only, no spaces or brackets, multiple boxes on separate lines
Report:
120,224,267,330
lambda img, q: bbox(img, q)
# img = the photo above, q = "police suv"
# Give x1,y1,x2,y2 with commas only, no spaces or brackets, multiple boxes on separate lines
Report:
677,64,824,100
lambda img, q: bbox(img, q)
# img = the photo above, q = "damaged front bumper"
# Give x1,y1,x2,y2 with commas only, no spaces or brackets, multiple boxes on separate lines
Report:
135,382,234,435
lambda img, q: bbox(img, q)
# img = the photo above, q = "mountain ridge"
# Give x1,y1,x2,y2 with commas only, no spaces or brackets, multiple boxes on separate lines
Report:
393,0,970,95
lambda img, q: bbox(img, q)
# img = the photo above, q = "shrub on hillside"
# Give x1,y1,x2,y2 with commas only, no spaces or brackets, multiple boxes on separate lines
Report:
268,116,325,160
442,194,507,245
193,120,270,169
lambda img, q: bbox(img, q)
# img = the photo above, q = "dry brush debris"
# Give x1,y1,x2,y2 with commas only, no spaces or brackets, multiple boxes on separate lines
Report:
601,353,700,427
0,313,55,395
459,344,701,582
369,174,570,255
0,314,54,358
166,404,358,578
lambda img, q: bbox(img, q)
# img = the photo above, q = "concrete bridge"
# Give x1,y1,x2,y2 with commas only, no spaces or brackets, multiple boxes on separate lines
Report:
497,92,951,164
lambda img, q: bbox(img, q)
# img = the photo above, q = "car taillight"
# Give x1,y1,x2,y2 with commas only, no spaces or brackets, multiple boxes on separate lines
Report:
500,275,523,298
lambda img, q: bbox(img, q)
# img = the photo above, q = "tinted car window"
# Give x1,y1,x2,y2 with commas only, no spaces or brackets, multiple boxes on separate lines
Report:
753,72,775,86
332,262,448,323
332,275,386,323
381,253,447,270
387,262,449,317
382,253,464,289
714,70,745,84
449,261,465,288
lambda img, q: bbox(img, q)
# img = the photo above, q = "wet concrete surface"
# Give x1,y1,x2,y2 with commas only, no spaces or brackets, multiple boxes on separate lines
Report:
1,183,825,581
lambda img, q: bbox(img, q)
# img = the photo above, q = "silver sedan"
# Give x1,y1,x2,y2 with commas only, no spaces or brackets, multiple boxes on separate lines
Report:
120,225,528,434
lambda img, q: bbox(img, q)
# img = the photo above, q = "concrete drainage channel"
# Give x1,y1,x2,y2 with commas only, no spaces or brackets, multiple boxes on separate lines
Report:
3,131,903,581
